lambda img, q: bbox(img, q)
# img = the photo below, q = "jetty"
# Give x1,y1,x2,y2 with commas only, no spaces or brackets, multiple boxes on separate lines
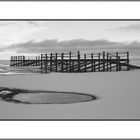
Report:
10,51,131,73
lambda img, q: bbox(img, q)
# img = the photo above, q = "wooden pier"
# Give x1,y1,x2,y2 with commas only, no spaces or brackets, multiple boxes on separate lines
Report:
10,51,130,73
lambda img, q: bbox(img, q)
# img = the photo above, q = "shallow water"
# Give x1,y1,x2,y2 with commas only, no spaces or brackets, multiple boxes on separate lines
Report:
0,87,97,104
14,93,94,104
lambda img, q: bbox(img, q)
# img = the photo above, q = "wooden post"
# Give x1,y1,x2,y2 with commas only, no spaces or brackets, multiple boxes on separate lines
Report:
17,56,19,67
91,53,93,72
20,56,22,67
41,54,43,72
65,53,68,72
38,55,40,66
77,51,80,72
15,56,16,66
12,56,13,66
13,56,15,67
36,56,38,66
103,52,105,71
10,56,12,66
50,53,53,72
84,54,87,72
45,54,48,73
98,53,100,72
23,55,25,66
127,52,130,71
118,56,121,71
107,53,109,71
11,56,13,66
69,51,71,72
55,53,57,72
12,56,14,66
22,55,24,66
18,56,20,66
13,56,14,66
16,56,17,67
116,52,119,71
33,56,35,66
110,56,112,71
61,53,64,72
21,56,23,66
18,56,19,67
72,60,74,72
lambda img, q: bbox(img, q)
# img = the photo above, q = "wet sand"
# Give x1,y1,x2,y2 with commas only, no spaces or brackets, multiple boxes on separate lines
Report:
0,71,140,119
0,87,96,104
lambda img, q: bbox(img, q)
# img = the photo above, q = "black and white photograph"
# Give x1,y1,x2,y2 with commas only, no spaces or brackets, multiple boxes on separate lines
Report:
0,20,140,120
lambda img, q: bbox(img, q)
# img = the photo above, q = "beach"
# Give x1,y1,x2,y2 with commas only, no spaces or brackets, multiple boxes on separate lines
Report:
0,70,140,119
1,20,140,120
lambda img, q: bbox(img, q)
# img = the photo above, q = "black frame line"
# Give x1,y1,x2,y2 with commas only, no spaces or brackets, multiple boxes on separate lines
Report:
0,18,140,121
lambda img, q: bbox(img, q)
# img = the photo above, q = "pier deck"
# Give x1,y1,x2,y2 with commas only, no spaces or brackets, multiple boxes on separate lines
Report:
10,51,130,73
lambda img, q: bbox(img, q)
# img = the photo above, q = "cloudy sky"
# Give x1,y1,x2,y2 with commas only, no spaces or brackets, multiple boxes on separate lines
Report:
1,20,140,59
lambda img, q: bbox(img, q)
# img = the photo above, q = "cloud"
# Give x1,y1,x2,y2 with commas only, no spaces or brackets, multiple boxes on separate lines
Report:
1,38,140,54
5,39,122,53
0,21,50,47
116,24,140,32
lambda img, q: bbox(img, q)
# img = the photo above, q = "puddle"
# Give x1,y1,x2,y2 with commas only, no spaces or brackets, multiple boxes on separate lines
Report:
0,87,97,104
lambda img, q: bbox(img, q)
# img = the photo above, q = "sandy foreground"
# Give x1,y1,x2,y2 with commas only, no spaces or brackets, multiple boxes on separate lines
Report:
0,70,140,119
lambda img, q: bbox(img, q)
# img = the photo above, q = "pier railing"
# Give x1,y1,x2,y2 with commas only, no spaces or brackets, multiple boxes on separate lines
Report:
10,51,130,73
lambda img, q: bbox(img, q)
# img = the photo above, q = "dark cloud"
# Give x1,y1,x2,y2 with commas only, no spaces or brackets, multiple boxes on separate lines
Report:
3,39,140,54
5,39,121,53
116,24,140,32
